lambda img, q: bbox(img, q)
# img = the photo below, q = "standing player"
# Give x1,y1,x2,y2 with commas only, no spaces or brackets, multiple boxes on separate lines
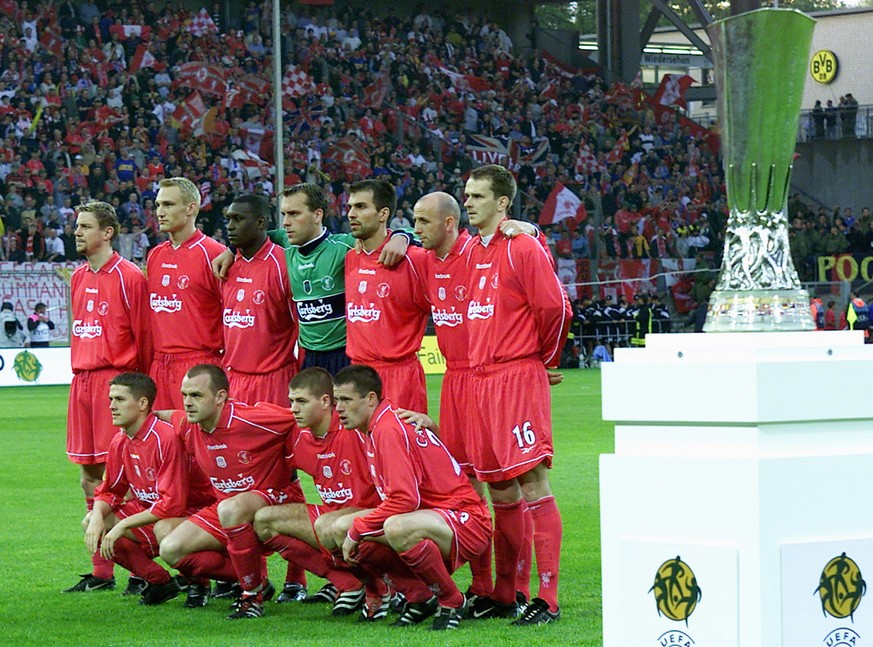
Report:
325,365,492,631
213,183,410,375
64,201,153,593
463,165,571,625
222,194,299,404
82,373,214,605
148,177,225,409
158,364,305,619
409,191,542,606
344,179,430,412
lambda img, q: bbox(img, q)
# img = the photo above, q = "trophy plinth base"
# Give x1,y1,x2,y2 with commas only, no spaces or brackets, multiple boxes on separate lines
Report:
703,288,815,332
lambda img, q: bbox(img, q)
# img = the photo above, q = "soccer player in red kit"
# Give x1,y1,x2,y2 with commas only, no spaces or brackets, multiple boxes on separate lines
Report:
83,373,214,605
148,177,225,409
410,191,542,606
327,365,492,631
64,201,153,593
463,165,571,625
157,364,305,619
255,368,437,622
344,179,430,413
222,194,299,404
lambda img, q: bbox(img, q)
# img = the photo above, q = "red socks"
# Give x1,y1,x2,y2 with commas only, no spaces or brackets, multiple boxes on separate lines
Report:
112,537,171,585
176,551,237,582
355,542,432,604
225,523,265,593
86,497,115,579
492,499,525,604
398,540,463,608
518,501,534,601
528,495,562,611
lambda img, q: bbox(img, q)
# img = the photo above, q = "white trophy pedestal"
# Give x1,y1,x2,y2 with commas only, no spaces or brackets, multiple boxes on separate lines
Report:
600,331,873,647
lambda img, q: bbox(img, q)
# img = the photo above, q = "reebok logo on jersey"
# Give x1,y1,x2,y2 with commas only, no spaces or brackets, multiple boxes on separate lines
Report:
316,483,354,504
347,304,382,323
298,262,314,270
210,474,256,493
298,301,335,321
72,320,103,338
234,277,253,284
130,486,160,502
467,300,494,320
434,273,451,279
432,308,464,327
357,269,376,275
150,294,183,313
223,309,255,328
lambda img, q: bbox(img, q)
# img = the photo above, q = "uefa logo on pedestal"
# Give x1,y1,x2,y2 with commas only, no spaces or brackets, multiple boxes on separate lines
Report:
650,556,701,646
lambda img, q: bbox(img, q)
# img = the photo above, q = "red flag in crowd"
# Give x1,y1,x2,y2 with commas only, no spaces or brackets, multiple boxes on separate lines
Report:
225,74,270,109
606,129,633,164
109,24,152,40
40,27,63,57
604,82,635,111
172,92,208,132
239,121,275,161
437,66,491,93
362,75,390,109
187,8,220,37
575,144,599,176
539,183,587,227
175,63,228,96
324,137,371,180
199,180,213,211
653,74,695,109
282,65,315,99
232,149,273,179
93,105,126,132
129,44,164,74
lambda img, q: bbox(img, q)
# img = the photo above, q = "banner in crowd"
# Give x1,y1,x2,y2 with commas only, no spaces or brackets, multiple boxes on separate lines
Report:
464,134,549,170
817,254,873,282
0,262,74,343
0,348,72,387
661,258,699,313
596,259,658,302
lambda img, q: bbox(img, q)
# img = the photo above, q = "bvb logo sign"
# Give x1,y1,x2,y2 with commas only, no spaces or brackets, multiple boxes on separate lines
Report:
649,556,702,623
816,552,866,620
13,351,43,383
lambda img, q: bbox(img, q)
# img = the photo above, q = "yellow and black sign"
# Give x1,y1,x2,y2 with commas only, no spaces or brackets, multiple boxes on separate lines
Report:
810,50,838,84
649,556,702,623
417,336,446,375
816,552,866,620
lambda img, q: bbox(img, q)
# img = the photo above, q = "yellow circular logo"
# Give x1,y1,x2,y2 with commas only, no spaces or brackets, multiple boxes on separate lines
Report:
810,50,838,84
816,552,866,620
13,350,43,383
649,556,702,623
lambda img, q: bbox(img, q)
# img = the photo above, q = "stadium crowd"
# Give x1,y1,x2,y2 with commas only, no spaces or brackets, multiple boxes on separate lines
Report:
0,0,737,273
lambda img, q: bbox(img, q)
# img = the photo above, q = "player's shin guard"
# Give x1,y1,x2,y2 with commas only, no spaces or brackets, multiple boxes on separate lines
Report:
468,537,494,598
85,496,116,579
398,540,463,608
492,499,525,605
528,495,562,612
518,501,534,601
112,537,171,585
355,542,432,604
177,552,237,582
225,523,266,593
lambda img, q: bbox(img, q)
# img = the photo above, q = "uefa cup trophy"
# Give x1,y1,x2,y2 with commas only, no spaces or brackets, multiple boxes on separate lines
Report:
703,9,816,331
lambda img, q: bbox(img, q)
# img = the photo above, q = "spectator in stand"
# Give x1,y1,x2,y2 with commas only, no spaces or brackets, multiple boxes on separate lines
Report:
44,226,66,262
27,302,55,347
0,303,28,347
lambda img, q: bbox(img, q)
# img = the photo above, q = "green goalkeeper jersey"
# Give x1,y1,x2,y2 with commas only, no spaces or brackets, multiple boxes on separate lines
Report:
269,227,354,352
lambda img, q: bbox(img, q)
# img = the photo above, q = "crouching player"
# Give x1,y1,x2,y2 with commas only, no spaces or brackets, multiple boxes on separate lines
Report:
254,367,435,621
322,365,492,631
157,364,305,619
82,373,214,605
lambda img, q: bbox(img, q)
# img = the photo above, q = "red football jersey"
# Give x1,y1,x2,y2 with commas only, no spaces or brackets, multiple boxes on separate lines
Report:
175,401,296,500
146,230,225,355
70,252,153,373
349,400,483,542
465,232,571,368
95,414,214,518
421,230,475,369
222,240,299,374
344,236,430,363
287,410,380,511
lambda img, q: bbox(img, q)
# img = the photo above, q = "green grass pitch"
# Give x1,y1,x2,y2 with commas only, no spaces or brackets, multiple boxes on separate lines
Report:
0,371,612,646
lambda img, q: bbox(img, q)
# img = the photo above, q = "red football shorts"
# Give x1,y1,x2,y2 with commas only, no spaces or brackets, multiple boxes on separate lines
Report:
468,358,554,483
363,356,428,414
67,367,123,465
227,363,298,407
191,482,306,543
151,350,222,410
113,499,160,557
435,500,493,573
439,367,474,477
